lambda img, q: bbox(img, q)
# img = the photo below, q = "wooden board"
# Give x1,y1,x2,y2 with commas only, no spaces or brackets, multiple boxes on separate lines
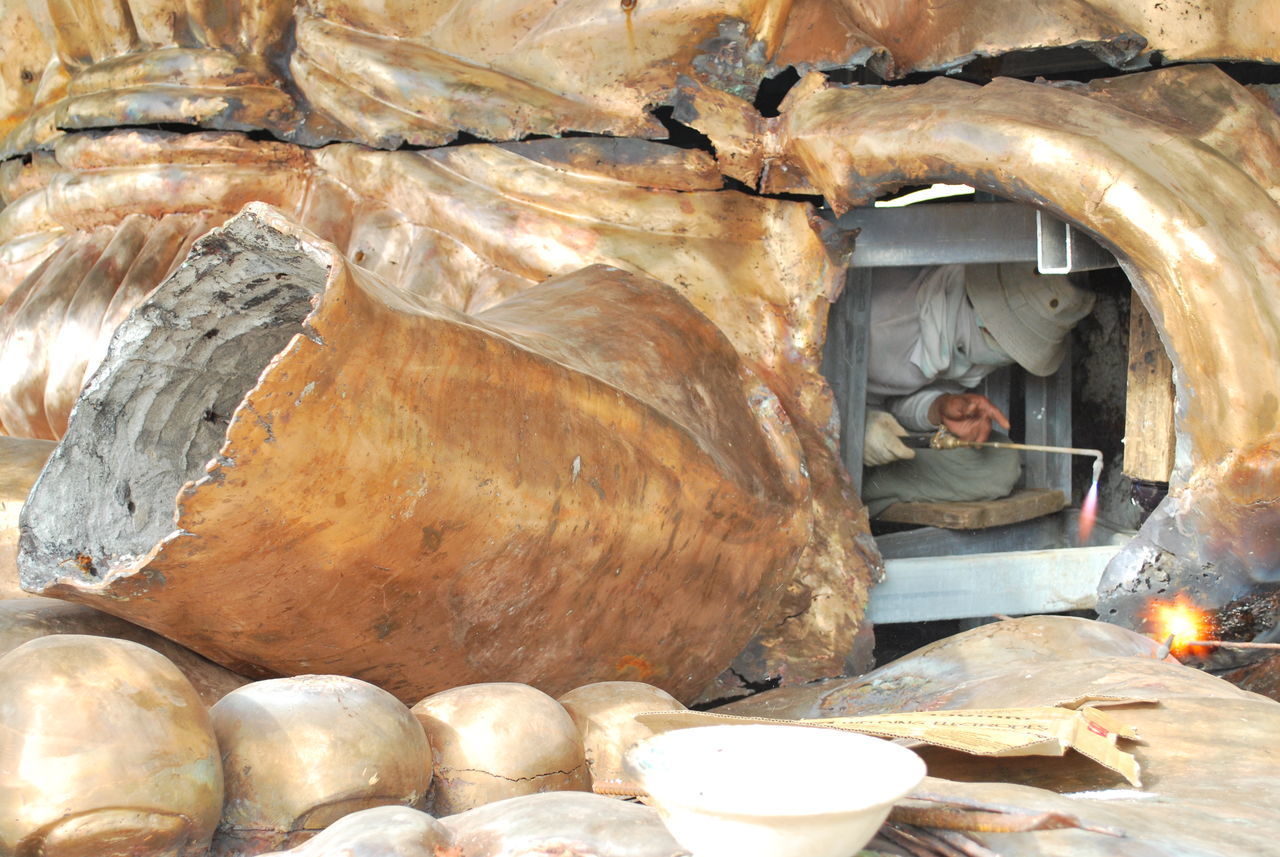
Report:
876,489,1067,530
1124,297,1176,482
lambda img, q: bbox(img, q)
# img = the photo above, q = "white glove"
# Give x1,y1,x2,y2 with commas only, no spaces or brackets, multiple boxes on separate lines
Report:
863,410,916,467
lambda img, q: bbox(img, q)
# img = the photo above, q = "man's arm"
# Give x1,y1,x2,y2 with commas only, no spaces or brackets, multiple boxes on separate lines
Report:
886,386,952,433
927,392,1011,442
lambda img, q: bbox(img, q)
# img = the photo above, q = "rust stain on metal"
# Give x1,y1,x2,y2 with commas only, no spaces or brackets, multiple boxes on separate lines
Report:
613,654,656,682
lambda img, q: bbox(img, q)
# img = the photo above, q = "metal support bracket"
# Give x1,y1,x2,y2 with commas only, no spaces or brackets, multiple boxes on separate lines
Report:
822,268,872,495
1023,344,1074,498
837,201,1117,273
1035,210,1117,273
867,544,1121,623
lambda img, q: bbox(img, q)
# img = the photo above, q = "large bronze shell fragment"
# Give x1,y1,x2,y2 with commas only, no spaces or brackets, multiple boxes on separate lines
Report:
0,130,321,439
0,133,873,691
0,634,223,857
306,139,878,689
18,204,811,703
288,0,869,149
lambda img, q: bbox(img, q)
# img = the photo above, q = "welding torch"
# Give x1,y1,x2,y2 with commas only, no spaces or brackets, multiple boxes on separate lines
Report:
901,429,1104,485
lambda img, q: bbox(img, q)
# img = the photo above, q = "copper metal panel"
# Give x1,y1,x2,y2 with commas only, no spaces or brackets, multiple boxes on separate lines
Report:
288,0,790,146
3,0,834,153
3,0,1278,155
0,131,320,438
0,0,307,156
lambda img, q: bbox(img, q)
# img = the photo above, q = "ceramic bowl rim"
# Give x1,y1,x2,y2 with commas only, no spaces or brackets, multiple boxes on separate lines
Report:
625,723,927,819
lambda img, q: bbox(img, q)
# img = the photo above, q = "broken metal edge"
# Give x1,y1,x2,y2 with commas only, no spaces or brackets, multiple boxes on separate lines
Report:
18,202,332,597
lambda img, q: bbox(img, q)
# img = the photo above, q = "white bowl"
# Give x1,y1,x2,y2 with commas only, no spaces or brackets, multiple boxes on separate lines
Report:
624,724,926,857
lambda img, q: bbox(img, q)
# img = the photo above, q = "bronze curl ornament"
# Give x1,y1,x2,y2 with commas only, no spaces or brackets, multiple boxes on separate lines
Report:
210,676,434,854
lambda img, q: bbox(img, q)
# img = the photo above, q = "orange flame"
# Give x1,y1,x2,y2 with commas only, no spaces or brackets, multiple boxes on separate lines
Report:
1148,595,1212,656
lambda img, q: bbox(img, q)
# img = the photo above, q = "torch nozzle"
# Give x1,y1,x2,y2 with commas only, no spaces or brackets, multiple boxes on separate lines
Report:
930,429,1104,469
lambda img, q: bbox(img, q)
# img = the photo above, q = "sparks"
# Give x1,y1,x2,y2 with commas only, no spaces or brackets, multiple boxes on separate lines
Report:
1078,480,1099,544
1148,596,1212,657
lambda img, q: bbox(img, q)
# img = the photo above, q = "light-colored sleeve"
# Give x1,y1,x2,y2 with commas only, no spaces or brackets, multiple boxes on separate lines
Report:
887,382,965,432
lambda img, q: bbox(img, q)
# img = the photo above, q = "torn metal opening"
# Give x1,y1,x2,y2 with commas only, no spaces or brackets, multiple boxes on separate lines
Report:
822,195,1128,627
19,226,325,587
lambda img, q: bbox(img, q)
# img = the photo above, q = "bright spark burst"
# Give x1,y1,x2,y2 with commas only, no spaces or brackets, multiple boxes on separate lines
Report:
1148,596,1212,656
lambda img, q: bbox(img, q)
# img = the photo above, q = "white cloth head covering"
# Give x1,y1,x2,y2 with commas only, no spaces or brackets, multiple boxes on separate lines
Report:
910,265,1012,386
965,264,1096,376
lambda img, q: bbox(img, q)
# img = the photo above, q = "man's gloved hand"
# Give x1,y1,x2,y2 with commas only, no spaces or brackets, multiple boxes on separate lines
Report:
928,393,1011,442
864,410,916,467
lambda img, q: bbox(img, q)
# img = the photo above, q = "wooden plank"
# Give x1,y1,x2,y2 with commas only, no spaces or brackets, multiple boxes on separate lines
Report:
1124,297,1176,482
876,489,1066,529
867,544,1121,623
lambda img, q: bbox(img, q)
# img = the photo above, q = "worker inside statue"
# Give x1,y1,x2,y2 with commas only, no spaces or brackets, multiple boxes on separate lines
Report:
861,263,1095,517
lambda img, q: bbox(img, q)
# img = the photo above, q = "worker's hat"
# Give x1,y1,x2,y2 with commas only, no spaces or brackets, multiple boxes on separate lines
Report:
965,264,1095,377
